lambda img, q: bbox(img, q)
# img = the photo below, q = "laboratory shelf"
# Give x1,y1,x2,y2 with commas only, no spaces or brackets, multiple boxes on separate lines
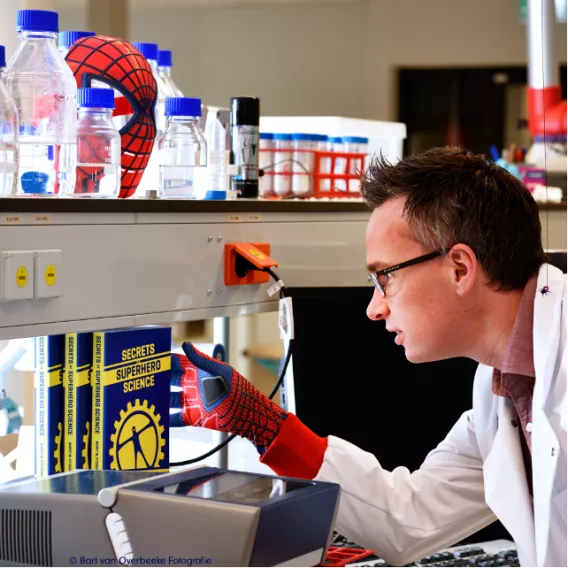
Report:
0,198,372,340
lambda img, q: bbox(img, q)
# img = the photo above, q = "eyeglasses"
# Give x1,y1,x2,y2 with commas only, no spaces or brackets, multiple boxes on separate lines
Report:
369,250,444,296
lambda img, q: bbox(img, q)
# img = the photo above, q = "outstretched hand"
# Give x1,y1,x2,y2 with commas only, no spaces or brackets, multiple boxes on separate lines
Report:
169,342,288,454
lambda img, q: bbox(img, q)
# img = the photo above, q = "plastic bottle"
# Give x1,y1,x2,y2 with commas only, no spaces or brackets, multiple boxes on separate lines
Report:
157,50,183,97
6,10,77,196
259,133,274,197
159,97,207,199
273,133,292,197
58,30,95,58
74,88,120,197
196,107,226,200
0,46,19,196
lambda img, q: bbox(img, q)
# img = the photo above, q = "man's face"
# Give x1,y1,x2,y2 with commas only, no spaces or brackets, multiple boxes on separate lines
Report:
366,197,464,363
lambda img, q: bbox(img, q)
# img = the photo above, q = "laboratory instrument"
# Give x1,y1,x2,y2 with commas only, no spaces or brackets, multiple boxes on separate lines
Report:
0,466,339,567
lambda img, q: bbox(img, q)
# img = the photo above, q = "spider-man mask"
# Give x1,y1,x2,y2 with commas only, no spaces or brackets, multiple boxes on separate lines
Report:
66,35,157,198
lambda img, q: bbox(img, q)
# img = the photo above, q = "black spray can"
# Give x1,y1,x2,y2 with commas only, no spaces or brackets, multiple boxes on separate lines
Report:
230,96,260,198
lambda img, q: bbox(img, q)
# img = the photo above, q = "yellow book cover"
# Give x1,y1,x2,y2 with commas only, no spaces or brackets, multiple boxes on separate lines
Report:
91,327,171,471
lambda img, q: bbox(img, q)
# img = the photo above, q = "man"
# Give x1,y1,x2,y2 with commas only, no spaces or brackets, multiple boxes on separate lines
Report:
170,147,566,567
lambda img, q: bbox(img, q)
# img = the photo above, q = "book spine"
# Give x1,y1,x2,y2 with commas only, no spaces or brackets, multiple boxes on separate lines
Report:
92,333,104,470
35,336,47,477
65,333,77,471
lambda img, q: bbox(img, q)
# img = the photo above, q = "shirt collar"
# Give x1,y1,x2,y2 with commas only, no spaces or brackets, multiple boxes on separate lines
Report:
499,275,538,377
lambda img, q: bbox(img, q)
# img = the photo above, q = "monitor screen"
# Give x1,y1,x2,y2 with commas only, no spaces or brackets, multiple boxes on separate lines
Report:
156,472,312,504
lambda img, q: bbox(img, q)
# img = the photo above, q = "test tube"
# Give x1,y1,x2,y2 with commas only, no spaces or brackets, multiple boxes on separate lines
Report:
292,133,318,195
273,134,293,196
343,136,368,192
259,133,274,197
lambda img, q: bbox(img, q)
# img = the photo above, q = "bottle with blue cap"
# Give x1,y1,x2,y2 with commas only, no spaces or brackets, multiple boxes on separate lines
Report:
74,88,120,197
5,10,77,196
273,133,293,197
0,45,18,196
58,30,95,58
157,50,183,97
132,42,170,197
132,42,169,135
159,97,207,198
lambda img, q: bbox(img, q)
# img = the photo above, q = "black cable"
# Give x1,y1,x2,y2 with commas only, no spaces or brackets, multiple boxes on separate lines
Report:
171,267,291,467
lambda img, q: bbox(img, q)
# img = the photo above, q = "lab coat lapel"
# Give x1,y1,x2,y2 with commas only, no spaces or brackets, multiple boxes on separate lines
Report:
483,397,536,565
532,265,563,566
532,265,563,411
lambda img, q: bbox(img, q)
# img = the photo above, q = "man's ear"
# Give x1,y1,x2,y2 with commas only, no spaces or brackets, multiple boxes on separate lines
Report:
447,244,477,296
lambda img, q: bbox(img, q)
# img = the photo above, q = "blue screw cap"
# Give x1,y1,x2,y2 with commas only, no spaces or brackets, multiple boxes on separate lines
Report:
59,30,95,50
165,97,202,117
17,10,58,33
132,42,159,62
158,49,173,67
77,88,115,109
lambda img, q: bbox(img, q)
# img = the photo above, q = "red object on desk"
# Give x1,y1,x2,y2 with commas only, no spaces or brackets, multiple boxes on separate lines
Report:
318,546,376,567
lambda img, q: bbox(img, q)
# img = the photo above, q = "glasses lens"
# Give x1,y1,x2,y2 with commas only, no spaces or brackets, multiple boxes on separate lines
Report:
370,273,385,296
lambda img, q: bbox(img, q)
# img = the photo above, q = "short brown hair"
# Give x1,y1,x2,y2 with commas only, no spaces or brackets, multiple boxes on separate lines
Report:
360,146,547,291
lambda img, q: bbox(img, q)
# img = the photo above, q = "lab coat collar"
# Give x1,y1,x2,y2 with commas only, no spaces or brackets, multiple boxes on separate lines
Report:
533,264,564,410
532,264,564,566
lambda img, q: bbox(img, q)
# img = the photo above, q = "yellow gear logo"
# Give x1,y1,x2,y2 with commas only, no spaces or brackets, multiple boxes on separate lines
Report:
82,421,90,469
109,399,165,470
54,422,63,473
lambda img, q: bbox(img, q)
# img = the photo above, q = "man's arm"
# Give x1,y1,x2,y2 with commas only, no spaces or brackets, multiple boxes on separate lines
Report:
172,344,495,566
262,411,495,566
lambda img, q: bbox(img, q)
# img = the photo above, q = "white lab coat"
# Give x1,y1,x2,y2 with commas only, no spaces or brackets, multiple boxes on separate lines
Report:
315,264,567,567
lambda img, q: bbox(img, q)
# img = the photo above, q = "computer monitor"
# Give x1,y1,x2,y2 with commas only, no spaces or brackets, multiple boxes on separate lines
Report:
283,286,508,544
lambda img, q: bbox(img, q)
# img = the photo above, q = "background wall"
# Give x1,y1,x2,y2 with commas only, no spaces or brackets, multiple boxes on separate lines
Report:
57,0,567,121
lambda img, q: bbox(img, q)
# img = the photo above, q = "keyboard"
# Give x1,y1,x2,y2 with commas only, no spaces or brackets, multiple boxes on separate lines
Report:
325,534,519,567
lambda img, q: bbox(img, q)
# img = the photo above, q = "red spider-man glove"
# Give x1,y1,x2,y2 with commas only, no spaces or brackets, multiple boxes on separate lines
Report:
169,342,289,455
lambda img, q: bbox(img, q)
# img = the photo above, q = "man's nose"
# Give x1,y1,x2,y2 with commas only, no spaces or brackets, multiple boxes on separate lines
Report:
367,288,390,321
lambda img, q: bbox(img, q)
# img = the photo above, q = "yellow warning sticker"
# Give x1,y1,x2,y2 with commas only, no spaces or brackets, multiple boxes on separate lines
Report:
16,266,28,288
45,264,57,287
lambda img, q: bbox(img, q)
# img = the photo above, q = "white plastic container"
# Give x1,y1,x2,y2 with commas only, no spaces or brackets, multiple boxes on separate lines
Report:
291,133,318,195
273,133,292,197
343,136,368,192
195,106,226,200
6,9,77,196
74,88,120,197
259,132,274,197
0,45,18,196
159,97,207,199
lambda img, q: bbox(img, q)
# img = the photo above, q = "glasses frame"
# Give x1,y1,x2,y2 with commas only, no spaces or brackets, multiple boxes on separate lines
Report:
369,250,445,296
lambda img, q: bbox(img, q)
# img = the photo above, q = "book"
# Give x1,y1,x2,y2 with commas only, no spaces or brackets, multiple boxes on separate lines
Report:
64,332,93,471
34,335,65,477
91,327,171,471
